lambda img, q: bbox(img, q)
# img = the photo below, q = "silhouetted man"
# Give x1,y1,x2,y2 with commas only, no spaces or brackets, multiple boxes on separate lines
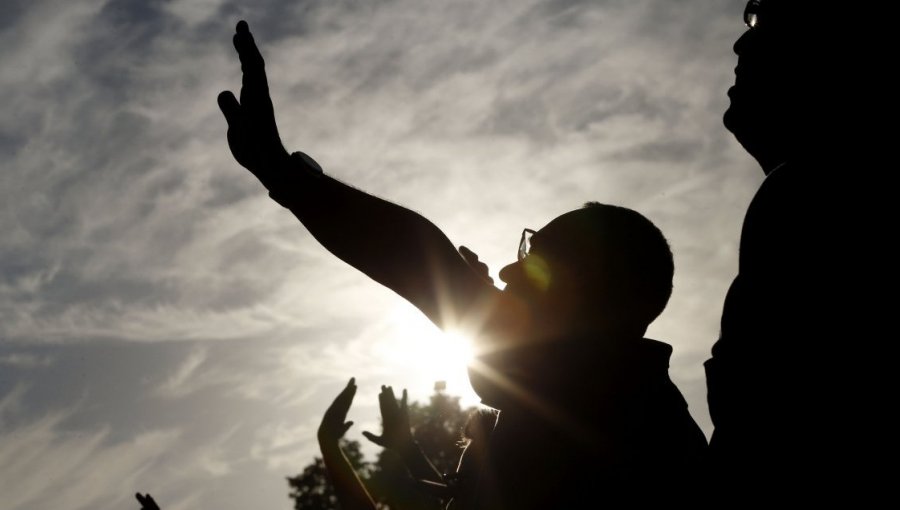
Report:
218,20,706,508
706,1,888,504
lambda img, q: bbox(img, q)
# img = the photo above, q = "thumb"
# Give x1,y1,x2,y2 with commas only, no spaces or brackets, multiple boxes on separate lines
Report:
362,431,385,446
341,421,354,435
459,245,477,263
217,91,241,125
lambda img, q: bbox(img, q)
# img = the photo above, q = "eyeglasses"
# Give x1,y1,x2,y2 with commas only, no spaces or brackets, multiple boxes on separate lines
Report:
518,228,536,262
744,0,762,28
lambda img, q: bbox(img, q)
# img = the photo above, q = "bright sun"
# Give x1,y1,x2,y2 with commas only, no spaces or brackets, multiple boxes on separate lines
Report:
377,302,481,406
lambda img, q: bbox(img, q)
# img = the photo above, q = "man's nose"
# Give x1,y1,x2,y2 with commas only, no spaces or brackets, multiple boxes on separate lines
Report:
499,257,552,293
498,261,520,286
733,29,752,56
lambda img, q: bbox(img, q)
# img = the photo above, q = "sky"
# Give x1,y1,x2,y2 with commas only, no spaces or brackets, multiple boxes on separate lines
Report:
0,1,761,509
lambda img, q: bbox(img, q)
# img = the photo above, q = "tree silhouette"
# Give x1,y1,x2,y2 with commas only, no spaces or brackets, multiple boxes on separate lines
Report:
288,383,476,510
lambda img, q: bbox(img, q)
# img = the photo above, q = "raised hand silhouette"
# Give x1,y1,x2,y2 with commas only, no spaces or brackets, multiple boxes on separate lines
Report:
706,2,891,506
364,385,443,485
318,377,357,444
217,20,290,189
316,378,377,510
362,386,412,450
218,19,706,508
135,492,161,510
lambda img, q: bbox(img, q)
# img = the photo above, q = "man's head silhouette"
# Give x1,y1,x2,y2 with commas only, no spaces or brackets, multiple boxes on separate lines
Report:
498,202,673,339
724,1,873,172
468,203,674,410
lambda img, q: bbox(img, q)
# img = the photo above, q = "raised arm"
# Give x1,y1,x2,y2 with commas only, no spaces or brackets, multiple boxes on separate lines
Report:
317,378,377,510
217,21,512,333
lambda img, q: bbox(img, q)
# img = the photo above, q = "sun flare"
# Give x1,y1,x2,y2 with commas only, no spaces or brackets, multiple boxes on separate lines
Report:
378,303,481,406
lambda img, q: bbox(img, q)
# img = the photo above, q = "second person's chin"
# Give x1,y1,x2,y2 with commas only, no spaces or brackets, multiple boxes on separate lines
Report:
722,99,758,144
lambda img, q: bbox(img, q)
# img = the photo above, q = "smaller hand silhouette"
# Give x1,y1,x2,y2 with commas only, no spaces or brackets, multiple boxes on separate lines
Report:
362,385,414,451
135,492,161,510
318,378,357,444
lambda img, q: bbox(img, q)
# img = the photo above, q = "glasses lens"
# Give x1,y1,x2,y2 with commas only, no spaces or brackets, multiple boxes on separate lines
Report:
744,0,761,28
518,229,534,261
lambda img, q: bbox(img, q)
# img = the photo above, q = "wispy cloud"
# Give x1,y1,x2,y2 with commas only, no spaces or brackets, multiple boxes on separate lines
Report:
0,392,180,510
1,0,753,507
0,353,54,368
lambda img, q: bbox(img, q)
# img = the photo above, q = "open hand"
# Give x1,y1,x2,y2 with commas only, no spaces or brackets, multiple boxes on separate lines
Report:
135,492,161,510
318,378,357,444
218,20,290,188
362,385,414,451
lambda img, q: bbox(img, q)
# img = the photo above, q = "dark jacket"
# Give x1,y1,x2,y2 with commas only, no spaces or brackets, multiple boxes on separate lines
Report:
464,335,707,508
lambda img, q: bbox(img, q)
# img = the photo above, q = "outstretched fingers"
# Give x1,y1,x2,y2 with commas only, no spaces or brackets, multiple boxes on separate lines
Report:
397,388,410,429
380,385,400,422
320,378,357,441
234,21,264,71
233,20,269,99
365,385,399,447
333,377,358,413
135,493,161,510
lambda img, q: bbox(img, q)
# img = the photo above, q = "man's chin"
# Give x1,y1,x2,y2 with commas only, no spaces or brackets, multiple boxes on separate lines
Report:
723,104,779,169
723,103,757,151
724,85,755,134
723,103,741,136
723,93,759,138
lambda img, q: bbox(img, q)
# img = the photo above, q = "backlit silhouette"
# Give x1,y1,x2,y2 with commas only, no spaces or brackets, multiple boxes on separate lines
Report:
218,20,706,507
707,1,888,504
